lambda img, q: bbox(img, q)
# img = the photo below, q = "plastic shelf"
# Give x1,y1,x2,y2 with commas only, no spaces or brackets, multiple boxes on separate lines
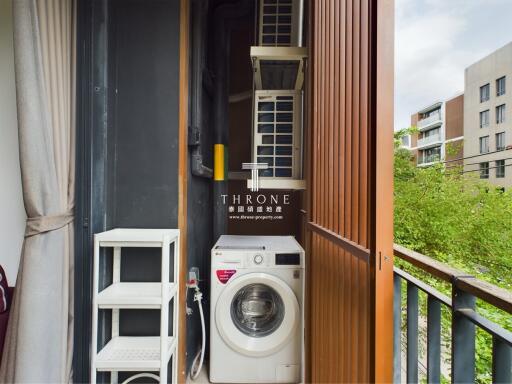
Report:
97,282,177,309
96,336,177,371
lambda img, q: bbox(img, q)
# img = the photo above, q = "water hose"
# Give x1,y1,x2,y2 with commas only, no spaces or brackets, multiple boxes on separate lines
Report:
188,283,206,380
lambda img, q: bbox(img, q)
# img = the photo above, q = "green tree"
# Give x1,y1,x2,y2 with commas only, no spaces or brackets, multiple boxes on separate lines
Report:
393,127,512,382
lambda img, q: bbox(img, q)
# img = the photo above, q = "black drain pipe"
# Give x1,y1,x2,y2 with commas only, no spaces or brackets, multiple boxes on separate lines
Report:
212,0,251,240
189,0,213,178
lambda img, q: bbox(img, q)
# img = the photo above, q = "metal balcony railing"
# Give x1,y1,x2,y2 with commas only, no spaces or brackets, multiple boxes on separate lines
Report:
393,244,512,384
417,134,442,148
418,112,442,129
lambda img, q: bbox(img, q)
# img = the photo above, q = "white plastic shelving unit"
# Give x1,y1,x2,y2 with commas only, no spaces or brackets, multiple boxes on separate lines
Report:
91,228,180,384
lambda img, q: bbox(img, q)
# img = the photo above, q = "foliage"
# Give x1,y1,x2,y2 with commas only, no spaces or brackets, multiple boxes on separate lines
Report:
445,141,463,158
393,127,512,383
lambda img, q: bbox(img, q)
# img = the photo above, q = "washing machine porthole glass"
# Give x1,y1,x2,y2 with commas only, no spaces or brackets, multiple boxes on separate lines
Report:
230,283,285,338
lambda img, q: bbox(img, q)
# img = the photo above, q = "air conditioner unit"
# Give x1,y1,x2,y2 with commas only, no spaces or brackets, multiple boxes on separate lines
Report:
250,90,305,190
253,0,306,90
258,0,301,47
251,46,307,91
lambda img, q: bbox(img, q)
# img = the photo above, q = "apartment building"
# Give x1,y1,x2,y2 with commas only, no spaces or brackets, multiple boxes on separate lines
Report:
464,42,512,188
409,94,464,166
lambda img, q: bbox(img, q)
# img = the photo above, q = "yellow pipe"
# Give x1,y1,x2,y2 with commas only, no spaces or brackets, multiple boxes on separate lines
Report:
214,144,225,181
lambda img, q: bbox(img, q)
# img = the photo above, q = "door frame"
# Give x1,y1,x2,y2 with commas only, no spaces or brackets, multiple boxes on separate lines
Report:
371,1,395,381
178,0,189,381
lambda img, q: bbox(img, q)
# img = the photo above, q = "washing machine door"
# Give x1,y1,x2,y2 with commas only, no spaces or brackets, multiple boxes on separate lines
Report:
215,272,300,357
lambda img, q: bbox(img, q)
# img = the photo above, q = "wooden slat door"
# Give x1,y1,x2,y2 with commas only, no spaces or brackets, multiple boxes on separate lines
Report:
305,0,394,382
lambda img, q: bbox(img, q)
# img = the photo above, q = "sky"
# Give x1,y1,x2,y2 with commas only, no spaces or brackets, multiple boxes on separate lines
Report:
394,0,512,131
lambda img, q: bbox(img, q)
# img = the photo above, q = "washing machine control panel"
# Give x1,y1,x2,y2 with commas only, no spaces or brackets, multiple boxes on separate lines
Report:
244,252,303,267
253,254,264,264
247,252,267,266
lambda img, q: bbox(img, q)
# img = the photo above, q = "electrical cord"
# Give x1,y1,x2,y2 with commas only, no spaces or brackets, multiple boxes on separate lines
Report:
446,156,512,170
411,146,511,167
121,373,160,384
442,146,511,164
461,162,512,175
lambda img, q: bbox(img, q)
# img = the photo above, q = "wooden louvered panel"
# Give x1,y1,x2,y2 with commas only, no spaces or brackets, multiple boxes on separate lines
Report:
309,232,370,383
305,0,394,382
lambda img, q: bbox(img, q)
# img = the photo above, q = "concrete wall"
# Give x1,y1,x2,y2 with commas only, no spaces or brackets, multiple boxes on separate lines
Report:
464,42,512,188
0,0,25,284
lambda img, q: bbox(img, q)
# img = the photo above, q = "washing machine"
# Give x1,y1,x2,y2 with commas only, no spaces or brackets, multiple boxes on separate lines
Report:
210,235,305,383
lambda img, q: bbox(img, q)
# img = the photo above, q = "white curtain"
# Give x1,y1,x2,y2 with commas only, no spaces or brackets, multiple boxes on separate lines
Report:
0,0,75,382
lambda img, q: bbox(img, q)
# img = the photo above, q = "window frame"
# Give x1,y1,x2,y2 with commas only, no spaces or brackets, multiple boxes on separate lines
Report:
496,160,505,178
479,135,489,154
419,146,441,164
479,162,490,179
480,83,490,102
496,104,506,124
496,132,505,151
479,109,489,128
423,127,440,138
496,76,506,97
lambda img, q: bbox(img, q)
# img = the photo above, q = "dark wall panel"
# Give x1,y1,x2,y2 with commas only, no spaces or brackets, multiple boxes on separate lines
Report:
107,0,213,374
108,0,180,229
105,0,182,375
76,0,192,382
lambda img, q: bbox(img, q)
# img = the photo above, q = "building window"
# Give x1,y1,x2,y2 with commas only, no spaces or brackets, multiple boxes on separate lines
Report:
480,83,490,102
497,76,506,96
423,107,441,119
423,127,440,138
496,160,505,178
496,104,505,124
480,110,489,128
496,132,505,151
401,135,410,147
419,146,441,164
479,162,489,179
479,136,489,154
